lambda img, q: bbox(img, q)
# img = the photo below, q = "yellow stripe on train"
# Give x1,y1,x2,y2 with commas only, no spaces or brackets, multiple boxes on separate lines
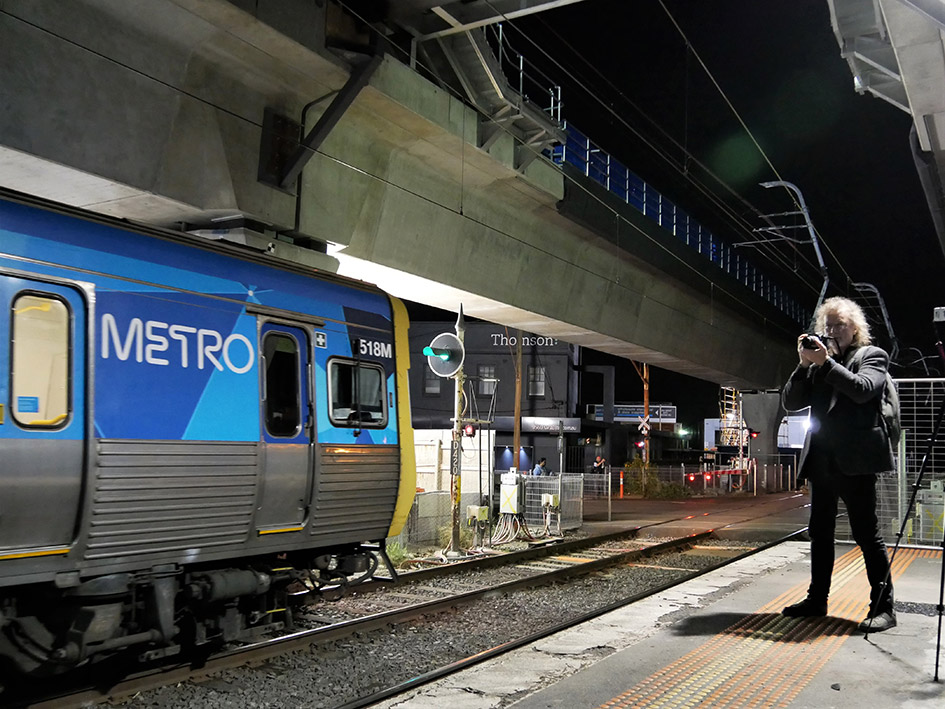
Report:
257,526,305,536
0,546,71,561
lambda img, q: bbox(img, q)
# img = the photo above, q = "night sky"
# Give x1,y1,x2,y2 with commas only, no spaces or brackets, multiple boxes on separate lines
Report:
512,0,943,363
407,0,945,435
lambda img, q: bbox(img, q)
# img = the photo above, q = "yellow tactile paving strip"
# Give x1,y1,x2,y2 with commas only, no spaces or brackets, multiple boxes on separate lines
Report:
598,547,941,709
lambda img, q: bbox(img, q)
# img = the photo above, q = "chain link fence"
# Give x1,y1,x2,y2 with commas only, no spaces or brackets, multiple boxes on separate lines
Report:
521,474,584,535
393,380,945,550
388,475,584,549
836,378,945,546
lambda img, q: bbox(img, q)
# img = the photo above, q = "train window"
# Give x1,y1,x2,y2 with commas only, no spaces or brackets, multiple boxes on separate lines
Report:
11,293,70,428
328,358,387,428
263,332,301,437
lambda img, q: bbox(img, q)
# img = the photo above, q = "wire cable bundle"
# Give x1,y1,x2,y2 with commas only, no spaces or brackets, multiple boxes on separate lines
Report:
490,513,536,545
542,503,561,537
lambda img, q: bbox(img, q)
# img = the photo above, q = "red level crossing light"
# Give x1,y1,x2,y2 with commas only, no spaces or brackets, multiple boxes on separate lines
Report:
463,423,476,437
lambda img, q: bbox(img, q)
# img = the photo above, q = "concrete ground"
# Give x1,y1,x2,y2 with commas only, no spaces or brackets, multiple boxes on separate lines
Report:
374,493,945,709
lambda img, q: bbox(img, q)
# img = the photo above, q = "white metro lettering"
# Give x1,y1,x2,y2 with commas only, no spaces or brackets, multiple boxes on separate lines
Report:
359,339,392,358
102,314,254,374
145,321,169,365
198,329,222,371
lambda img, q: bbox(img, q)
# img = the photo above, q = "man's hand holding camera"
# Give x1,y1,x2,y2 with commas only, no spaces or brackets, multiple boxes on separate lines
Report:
797,334,832,368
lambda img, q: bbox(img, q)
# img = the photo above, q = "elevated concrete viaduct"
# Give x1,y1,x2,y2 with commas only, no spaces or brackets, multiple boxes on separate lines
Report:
0,0,799,390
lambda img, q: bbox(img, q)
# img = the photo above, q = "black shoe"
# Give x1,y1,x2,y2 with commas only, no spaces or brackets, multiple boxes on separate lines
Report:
859,610,896,633
782,597,828,618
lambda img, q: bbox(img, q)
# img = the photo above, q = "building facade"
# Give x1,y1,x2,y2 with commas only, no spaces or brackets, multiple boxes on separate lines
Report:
409,322,582,480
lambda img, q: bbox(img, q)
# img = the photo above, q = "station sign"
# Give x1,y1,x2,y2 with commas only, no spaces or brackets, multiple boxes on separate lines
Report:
492,416,581,433
590,404,676,423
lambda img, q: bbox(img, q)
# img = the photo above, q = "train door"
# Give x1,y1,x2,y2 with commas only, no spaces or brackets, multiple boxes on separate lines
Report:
0,276,86,554
255,322,313,533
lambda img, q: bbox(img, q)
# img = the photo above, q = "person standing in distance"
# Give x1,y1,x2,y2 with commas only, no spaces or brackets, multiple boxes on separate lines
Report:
532,458,548,476
781,297,896,632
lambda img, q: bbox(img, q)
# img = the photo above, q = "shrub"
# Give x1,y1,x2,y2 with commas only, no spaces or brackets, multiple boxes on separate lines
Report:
436,523,474,549
385,541,410,568
623,460,691,499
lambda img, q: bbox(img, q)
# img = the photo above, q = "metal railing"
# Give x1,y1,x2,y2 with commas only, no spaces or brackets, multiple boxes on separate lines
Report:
485,24,563,123
549,123,809,329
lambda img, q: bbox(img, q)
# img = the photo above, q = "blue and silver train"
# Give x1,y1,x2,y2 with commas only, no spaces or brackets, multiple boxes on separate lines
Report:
0,191,416,675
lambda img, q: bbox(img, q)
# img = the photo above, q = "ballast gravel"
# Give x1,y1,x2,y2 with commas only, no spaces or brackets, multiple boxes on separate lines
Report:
115,541,753,709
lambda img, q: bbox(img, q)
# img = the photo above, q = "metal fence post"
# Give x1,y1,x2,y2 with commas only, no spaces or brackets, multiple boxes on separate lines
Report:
557,471,562,536
896,428,906,538
607,466,612,522
580,474,585,524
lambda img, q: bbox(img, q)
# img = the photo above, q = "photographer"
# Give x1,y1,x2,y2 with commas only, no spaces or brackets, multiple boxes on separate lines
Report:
781,297,896,632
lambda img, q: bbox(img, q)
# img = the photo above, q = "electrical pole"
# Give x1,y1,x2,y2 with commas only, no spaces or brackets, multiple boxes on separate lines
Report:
643,362,650,463
632,361,650,463
513,331,522,472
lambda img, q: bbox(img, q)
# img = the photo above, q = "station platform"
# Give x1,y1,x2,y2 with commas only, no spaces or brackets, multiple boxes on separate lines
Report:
578,491,813,542
376,497,945,708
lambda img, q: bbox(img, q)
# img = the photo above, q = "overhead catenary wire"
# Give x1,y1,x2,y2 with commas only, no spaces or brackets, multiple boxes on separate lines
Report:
491,0,855,298
653,0,854,289
480,0,829,289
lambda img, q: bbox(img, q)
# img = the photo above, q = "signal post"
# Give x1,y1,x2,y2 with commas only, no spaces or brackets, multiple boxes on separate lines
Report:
422,308,466,556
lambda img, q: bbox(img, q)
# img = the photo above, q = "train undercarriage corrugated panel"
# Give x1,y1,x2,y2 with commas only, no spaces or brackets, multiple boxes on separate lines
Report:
86,440,258,560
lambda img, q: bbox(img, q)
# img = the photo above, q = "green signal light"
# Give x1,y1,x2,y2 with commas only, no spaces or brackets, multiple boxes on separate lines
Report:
423,346,451,360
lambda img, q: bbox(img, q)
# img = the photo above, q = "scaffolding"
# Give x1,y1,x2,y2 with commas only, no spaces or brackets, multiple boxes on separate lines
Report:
718,386,743,445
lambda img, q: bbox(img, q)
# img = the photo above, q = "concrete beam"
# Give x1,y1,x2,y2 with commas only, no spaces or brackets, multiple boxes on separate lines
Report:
0,0,347,225
294,59,795,388
0,0,797,390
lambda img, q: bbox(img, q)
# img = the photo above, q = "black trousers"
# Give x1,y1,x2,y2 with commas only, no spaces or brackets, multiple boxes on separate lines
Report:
806,463,894,612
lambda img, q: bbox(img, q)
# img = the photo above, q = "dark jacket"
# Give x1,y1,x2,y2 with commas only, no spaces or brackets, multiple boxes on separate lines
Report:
782,344,893,481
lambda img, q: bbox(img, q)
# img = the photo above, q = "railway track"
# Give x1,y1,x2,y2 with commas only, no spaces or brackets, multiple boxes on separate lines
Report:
8,500,808,709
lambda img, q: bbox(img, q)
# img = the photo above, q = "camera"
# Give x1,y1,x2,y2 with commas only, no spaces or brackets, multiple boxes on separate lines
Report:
801,333,832,350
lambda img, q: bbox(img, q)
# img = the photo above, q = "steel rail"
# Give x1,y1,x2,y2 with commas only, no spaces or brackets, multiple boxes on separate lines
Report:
369,492,808,586
335,528,808,709
16,498,810,709
20,533,713,708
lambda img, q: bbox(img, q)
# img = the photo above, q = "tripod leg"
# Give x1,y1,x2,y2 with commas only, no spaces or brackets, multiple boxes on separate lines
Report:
936,534,944,681
866,384,945,637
